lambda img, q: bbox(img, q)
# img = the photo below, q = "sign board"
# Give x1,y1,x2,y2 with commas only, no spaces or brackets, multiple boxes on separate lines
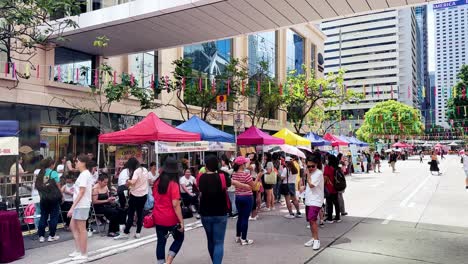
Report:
233,113,245,132
157,141,209,154
434,0,468,9
349,144,361,174
208,142,236,152
0,137,18,156
115,146,143,172
216,95,227,111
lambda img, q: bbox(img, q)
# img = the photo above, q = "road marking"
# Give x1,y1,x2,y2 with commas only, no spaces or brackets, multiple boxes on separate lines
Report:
381,215,393,225
399,175,431,207
49,221,203,264
408,202,415,208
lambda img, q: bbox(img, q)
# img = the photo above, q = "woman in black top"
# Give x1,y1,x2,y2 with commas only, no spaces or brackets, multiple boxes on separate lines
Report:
198,155,250,264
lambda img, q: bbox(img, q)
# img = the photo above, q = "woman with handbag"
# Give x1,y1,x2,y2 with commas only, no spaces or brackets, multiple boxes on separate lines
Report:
152,158,184,264
231,157,257,245
248,154,263,221
36,158,62,243
262,153,276,211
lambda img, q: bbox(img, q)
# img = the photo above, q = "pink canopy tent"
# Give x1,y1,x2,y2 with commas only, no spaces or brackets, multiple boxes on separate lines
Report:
237,126,285,145
98,112,200,144
323,133,349,147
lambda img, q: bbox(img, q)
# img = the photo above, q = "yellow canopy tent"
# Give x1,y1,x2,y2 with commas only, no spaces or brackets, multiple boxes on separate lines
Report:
272,128,311,147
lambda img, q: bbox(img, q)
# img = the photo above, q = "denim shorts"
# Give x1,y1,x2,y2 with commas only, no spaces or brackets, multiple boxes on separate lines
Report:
72,208,90,220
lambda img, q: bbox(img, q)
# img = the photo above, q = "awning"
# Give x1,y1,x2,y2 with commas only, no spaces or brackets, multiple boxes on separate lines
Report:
237,126,284,146
323,133,349,147
272,128,310,147
176,116,235,143
304,132,331,147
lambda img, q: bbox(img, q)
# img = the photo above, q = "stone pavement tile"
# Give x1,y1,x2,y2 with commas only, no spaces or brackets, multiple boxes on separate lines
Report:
330,222,468,264
307,247,434,264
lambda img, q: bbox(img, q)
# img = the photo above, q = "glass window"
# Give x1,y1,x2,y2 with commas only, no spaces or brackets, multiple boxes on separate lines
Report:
184,39,232,77
311,44,317,76
129,51,156,89
286,29,304,75
54,47,94,86
248,31,276,78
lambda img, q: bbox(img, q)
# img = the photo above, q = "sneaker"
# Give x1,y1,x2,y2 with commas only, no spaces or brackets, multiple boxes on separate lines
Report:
295,212,303,218
306,224,310,229
39,236,45,243
334,219,342,223
261,207,271,212
195,214,201,219
69,251,80,257
235,237,241,243
325,220,335,224
312,240,321,250
114,233,129,240
248,216,258,221
241,239,254,246
319,221,324,227
134,233,141,239
341,212,348,216
304,239,314,247
48,235,60,242
71,254,88,261
190,205,197,213
284,214,295,219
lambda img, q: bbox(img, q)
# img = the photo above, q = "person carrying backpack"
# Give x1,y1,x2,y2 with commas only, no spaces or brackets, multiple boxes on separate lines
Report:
35,158,62,243
323,155,341,223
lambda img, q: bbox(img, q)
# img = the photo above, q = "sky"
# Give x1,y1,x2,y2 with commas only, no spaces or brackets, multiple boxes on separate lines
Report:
427,3,435,72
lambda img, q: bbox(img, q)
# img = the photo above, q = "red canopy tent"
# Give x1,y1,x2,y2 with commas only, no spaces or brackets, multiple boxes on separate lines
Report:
98,112,200,144
237,126,285,145
323,133,349,147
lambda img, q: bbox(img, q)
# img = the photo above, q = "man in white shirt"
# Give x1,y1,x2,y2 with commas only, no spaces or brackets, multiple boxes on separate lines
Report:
303,155,324,250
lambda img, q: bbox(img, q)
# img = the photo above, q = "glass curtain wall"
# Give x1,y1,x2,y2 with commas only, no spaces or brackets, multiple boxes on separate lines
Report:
129,51,156,89
286,29,305,75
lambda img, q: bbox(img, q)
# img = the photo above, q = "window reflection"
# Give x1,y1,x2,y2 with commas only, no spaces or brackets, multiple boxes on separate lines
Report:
184,39,232,76
129,51,156,89
286,29,304,75
248,32,276,78
54,47,94,86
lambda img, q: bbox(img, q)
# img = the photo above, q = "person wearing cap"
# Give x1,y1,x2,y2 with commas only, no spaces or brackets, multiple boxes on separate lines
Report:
231,156,257,245
281,157,302,219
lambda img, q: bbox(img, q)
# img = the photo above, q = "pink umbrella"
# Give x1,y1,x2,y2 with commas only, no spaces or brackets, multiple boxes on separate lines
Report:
392,142,409,148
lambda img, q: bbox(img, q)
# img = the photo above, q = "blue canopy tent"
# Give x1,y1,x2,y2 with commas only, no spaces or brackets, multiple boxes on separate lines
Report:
176,116,235,143
304,132,331,147
342,136,369,147
0,121,20,211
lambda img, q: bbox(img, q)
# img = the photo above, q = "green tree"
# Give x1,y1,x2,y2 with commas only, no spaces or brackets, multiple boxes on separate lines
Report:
163,57,248,121
0,0,81,75
356,100,423,142
283,67,362,134
447,64,468,129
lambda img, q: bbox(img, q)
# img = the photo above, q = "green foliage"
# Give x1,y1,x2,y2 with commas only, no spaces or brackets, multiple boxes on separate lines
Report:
356,100,423,142
447,65,468,128
283,67,363,133
0,0,81,65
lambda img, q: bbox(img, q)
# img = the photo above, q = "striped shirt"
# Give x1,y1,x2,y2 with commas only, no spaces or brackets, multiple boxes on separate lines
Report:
231,171,253,196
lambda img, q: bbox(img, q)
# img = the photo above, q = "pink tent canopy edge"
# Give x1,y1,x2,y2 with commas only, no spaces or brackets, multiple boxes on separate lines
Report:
237,126,285,145
322,133,349,147
98,112,201,144
392,142,409,148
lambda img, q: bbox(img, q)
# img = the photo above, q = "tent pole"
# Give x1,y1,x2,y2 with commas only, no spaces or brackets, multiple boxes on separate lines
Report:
15,154,19,213
97,143,101,169
155,141,159,174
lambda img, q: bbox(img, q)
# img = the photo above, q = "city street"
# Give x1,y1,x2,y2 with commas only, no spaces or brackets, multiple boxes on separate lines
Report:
13,155,468,264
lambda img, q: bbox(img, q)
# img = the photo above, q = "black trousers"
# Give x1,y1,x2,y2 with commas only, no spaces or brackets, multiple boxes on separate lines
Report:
117,185,128,209
326,193,341,221
95,205,126,233
61,201,73,226
181,193,199,210
124,194,147,234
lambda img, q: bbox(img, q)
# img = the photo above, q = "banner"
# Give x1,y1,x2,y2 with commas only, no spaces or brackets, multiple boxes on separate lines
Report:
157,141,209,154
0,137,18,156
208,142,236,152
349,144,361,174
115,146,143,172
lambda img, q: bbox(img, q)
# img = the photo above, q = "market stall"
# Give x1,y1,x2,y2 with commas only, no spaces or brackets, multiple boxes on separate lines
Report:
237,126,284,156
272,128,310,147
304,132,331,147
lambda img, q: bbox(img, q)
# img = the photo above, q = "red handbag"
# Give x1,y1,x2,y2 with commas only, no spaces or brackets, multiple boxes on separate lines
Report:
143,213,155,228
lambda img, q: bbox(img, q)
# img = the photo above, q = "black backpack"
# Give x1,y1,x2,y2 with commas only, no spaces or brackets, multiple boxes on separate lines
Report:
334,168,347,192
37,172,62,205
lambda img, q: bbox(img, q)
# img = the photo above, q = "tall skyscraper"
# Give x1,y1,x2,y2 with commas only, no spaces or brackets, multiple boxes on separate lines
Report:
433,1,468,128
415,6,431,124
321,9,418,134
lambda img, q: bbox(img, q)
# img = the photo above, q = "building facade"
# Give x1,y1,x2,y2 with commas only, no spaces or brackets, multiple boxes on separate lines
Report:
0,24,325,167
415,5,431,126
433,0,468,128
321,8,419,134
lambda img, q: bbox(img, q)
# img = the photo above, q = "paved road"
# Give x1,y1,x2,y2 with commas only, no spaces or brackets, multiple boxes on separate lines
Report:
14,155,468,264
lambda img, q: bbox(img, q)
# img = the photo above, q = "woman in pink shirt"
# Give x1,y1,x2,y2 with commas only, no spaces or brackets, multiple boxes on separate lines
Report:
114,157,149,240
153,158,184,264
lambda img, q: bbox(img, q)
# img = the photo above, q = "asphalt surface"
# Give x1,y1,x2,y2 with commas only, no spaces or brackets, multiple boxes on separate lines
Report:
13,155,468,264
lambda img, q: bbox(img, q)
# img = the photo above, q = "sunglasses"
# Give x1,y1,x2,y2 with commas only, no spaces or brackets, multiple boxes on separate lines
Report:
307,164,316,168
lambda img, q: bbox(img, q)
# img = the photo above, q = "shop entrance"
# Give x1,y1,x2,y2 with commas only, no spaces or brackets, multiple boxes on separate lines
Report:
40,126,72,161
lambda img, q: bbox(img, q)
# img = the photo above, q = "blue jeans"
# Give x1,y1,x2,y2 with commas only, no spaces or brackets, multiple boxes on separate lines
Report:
155,224,184,264
235,195,253,240
201,216,227,264
38,202,60,237
227,191,237,215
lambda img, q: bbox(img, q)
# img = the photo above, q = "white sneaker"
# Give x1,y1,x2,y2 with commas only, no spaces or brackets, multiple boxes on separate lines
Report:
248,216,258,221
69,251,80,257
39,236,45,243
71,254,88,261
306,224,310,229
48,235,60,242
284,214,295,219
261,207,271,212
114,233,129,240
241,239,254,246
312,240,321,250
134,233,141,239
325,220,335,224
304,239,314,247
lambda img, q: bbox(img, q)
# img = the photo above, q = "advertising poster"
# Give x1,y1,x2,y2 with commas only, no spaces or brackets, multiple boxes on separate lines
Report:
157,141,209,154
349,144,361,173
0,137,18,156
115,146,143,173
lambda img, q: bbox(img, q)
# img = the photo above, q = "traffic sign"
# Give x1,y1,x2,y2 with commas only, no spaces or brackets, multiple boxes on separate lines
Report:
217,95,227,111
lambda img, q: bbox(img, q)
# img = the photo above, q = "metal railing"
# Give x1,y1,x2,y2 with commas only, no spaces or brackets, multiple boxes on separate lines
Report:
0,174,35,210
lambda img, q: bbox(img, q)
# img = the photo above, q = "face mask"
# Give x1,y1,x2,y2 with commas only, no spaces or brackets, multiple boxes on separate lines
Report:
66,183,73,188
